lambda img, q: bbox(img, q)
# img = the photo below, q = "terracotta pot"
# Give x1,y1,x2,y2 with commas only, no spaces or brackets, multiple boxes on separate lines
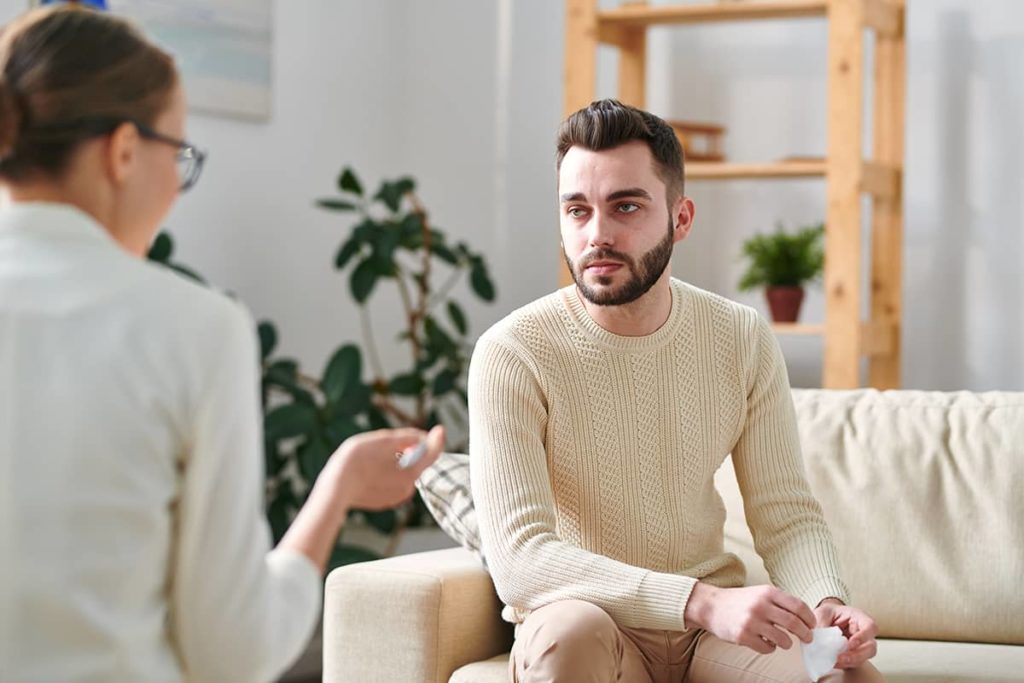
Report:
765,286,805,323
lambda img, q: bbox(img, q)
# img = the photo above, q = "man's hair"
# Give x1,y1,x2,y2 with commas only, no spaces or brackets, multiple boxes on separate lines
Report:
555,99,685,201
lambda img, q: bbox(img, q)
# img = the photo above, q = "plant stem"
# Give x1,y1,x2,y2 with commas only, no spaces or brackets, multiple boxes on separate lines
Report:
371,396,419,427
409,193,432,425
359,306,386,383
427,267,464,312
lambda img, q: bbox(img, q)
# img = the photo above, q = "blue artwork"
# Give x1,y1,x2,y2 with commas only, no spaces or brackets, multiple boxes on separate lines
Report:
40,0,109,8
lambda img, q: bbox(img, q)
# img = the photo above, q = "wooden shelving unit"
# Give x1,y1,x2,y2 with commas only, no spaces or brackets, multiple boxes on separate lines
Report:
561,0,907,389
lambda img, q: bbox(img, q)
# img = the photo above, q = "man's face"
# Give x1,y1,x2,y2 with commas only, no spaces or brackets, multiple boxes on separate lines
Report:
558,141,687,307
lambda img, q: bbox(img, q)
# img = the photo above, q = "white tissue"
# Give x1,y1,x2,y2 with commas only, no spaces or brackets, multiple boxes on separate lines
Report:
800,626,847,682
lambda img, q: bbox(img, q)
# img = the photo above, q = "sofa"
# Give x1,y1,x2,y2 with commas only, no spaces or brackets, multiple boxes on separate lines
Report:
323,389,1024,682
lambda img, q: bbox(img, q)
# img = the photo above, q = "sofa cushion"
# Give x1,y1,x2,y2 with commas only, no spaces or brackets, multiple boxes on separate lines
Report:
416,452,486,565
872,639,1024,682
716,389,1024,645
450,654,508,683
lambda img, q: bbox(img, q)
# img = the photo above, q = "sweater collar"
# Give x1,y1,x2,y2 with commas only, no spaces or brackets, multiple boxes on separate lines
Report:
560,278,690,353
0,201,121,251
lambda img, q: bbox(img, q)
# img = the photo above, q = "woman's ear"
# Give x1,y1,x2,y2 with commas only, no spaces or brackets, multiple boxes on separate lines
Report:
104,121,140,187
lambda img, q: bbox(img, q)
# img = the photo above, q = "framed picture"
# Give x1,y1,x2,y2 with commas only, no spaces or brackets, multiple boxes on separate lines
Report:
35,0,273,122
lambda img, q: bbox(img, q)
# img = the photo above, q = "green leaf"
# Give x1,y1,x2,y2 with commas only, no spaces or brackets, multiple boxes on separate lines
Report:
263,360,316,407
388,373,424,396
369,228,400,275
432,243,458,265
325,414,361,446
446,301,467,336
168,263,206,284
264,403,318,442
334,238,361,271
264,441,285,478
338,167,363,196
321,345,362,404
366,406,391,430
147,232,173,263
264,359,298,384
336,382,373,415
374,181,405,213
351,218,376,243
424,316,457,357
398,213,424,250
257,321,278,360
316,198,359,212
469,261,496,301
298,437,332,483
432,367,458,396
362,509,398,535
350,258,379,303
266,496,291,544
394,177,415,195
329,543,380,569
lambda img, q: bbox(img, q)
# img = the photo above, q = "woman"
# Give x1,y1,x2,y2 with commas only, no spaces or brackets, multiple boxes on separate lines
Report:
0,6,442,681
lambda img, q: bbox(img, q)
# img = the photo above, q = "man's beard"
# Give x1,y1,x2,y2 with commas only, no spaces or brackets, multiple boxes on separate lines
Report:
564,220,674,307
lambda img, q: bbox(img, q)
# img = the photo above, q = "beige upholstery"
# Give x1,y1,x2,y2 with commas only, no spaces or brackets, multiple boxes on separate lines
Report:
324,390,1024,682
323,548,512,683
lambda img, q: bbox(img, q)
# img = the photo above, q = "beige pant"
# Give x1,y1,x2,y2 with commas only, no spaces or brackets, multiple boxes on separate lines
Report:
510,600,885,683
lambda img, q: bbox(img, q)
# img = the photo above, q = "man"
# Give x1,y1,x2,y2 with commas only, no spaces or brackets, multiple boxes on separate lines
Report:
468,99,881,682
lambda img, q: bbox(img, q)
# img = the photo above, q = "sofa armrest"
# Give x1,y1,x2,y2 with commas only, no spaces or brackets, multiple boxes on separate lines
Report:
323,547,512,683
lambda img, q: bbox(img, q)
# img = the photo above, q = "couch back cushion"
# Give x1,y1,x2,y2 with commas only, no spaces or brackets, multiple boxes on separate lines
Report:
715,389,1024,645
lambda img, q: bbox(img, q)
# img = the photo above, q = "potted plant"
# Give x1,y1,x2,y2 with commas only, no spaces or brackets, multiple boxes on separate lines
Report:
148,166,496,569
737,222,824,323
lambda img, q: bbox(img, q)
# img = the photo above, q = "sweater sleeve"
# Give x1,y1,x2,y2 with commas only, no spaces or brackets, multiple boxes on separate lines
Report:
732,314,850,608
469,336,697,631
168,301,320,683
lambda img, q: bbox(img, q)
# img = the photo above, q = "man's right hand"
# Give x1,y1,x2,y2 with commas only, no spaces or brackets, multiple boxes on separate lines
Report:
683,583,816,654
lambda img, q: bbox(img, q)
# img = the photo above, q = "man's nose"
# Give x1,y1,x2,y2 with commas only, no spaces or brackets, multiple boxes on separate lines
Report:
586,211,615,248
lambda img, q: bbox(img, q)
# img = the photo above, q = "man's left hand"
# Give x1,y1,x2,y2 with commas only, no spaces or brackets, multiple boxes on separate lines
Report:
814,598,879,669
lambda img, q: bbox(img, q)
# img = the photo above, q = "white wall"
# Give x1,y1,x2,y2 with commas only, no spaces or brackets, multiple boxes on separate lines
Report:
3,0,1021,391
166,1,411,378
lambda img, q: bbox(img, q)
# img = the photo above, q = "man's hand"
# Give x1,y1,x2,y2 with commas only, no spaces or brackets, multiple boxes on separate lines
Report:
815,598,879,668
684,583,816,655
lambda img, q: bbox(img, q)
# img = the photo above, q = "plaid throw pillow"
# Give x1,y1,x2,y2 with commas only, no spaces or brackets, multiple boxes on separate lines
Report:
415,451,485,565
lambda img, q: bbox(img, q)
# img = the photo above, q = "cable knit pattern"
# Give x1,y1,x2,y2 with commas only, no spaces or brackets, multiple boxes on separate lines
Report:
468,279,849,633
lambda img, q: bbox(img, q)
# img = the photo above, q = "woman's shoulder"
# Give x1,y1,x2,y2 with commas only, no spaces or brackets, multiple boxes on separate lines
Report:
112,257,256,368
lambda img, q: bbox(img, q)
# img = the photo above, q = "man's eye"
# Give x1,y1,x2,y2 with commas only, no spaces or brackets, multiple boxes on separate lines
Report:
618,203,640,214
567,207,587,218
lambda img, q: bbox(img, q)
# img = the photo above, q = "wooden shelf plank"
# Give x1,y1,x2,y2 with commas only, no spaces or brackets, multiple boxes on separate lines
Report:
773,323,825,336
687,160,826,180
597,0,828,30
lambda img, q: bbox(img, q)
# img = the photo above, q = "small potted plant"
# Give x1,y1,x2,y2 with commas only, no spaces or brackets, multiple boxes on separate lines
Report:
737,222,824,323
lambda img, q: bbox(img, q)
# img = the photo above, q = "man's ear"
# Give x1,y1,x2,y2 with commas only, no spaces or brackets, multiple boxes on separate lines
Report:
672,195,696,244
104,121,140,187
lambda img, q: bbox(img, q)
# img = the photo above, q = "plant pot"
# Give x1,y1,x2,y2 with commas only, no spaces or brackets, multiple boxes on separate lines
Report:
765,286,805,323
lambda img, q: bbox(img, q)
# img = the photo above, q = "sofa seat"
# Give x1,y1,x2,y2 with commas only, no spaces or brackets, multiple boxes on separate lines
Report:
450,640,1024,683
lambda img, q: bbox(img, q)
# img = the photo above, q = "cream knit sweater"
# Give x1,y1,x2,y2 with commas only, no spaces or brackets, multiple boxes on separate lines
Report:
468,278,849,632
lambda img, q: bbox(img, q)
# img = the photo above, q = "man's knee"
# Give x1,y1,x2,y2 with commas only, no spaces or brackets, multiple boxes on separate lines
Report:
513,600,622,680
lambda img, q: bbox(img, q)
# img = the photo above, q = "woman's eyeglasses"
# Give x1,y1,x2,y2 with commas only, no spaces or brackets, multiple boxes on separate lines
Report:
28,117,207,192
131,121,206,192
